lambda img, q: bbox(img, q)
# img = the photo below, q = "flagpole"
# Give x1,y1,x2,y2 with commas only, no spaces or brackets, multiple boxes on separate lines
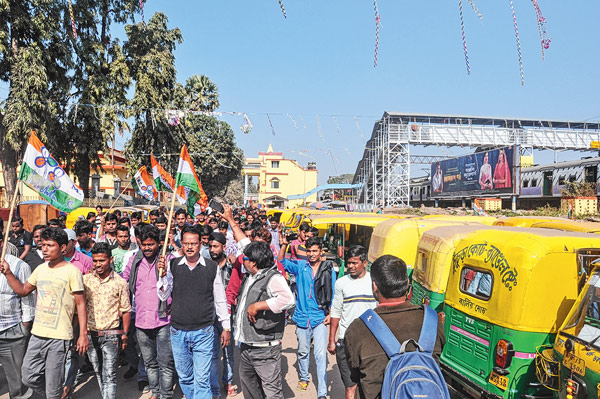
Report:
1,185,20,264
160,188,178,274
108,181,132,212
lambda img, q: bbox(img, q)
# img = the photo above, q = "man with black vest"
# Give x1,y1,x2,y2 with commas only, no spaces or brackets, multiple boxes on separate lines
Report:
234,241,295,399
157,225,231,399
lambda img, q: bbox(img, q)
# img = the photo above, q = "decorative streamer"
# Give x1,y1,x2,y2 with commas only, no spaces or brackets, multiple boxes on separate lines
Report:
68,0,77,38
354,116,366,144
373,0,380,67
328,150,339,174
277,0,286,19
240,113,253,134
467,0,483,21
139,0,145,25
333,116,341,135
316,114,325,142
267,113,276,136
151,110,156,130
73,104,78,122
287,114,299,132
509,0,525,85
530,0,551,60
300,115,307,129
458,0,471,75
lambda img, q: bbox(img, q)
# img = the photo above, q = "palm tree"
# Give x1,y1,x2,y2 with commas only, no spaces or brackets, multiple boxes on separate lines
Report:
185,74,219,112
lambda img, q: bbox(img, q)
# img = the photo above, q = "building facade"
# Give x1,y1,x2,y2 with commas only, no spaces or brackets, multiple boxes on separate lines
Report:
242,144,318,208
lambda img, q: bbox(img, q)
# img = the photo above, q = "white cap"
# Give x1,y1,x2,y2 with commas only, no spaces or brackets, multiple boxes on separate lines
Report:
64,228,76,242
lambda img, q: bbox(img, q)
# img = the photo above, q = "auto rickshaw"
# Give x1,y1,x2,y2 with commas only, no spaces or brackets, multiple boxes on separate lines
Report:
266,209,284,223
368,218,486,279
65,206,98,229
493,216,567,227
411,225,491,312
536,263,600,399
532,220,600,234
423,215,498,226
441,227,600,399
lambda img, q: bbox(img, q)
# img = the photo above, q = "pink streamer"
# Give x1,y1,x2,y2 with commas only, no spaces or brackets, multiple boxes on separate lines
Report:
531,0,551,60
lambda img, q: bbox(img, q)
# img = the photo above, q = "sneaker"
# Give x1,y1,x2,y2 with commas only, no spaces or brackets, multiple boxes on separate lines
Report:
138,380,150,392
123,367,138,380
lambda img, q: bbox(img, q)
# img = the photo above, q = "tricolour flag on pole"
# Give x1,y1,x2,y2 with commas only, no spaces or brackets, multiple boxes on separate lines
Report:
150,155,186,205
132,166,155,201
19,132,83,213
175,145,208,215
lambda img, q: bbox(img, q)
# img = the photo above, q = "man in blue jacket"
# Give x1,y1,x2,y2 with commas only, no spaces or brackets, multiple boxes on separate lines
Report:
278,236,336,399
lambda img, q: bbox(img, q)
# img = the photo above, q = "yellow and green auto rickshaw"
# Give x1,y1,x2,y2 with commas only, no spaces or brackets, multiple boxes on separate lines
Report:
536,263,600,399
441,227,600,399
492,216,567,228
411,225,492,312
368,218,488,279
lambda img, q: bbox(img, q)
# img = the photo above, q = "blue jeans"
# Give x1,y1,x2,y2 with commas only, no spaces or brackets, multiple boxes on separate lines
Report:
137,325,175,399
87,334,119,399
211,322,234,396
171,325,214,399
296,323,328,397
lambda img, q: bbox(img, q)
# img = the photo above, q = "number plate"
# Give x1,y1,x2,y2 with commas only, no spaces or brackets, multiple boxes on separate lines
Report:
489,371,509,391
563,352,586,376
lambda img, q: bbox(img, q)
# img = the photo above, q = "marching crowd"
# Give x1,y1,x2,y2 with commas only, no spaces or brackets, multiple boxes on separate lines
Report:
0,204,445,399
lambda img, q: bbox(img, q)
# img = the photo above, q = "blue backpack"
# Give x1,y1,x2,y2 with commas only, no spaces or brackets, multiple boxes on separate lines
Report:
359,305,450,399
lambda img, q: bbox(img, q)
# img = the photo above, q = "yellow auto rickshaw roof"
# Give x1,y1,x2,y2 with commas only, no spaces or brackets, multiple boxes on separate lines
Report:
421,215,497,225
308,213,406,227
531,220,600,234
493,215,566,227
368,218,484,265
414,225,494,294
445,227,600,333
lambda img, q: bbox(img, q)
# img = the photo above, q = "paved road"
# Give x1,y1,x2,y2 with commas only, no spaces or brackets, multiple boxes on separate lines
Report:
0,324,345,399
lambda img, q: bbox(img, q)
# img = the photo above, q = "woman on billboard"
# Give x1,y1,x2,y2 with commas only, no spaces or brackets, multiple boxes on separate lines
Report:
479,152,493,189
493,149,512,188
432,162,443,192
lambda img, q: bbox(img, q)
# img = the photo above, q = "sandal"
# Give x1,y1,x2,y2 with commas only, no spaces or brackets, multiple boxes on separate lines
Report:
296,381,309,392
226,384,239,397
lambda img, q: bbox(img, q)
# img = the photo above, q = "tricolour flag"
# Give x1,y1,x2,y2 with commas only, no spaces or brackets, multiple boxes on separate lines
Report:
150,155,186,205
175,145,208,215
132,166,155,201
19,132,83,213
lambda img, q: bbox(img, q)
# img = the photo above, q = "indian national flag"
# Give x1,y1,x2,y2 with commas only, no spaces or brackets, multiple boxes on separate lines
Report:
19,132,83,213
150,154,186,205
132,166,155,201
175,145,208,215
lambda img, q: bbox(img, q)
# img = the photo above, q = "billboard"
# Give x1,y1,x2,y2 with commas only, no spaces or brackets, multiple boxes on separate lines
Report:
430,146,517,197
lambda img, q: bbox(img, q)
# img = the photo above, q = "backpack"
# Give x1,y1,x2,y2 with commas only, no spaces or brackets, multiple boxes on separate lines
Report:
359,305,450,399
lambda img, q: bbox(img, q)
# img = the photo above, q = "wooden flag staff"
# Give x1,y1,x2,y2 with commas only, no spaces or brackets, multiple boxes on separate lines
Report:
1,186,20,264
107,180,132,212
160,187,179,275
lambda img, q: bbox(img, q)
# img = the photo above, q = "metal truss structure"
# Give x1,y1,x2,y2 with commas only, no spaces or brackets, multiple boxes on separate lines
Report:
354,112,600,209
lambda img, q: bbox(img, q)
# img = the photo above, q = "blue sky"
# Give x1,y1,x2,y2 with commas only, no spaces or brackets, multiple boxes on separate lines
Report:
37,2,600,184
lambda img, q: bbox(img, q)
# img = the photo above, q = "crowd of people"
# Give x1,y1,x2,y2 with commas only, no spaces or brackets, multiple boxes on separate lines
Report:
0,203,445,399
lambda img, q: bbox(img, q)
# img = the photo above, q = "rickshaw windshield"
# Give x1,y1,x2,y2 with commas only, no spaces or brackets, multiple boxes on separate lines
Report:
563,269,600,349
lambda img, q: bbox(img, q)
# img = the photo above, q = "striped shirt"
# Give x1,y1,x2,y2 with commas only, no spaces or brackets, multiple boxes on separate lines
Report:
330,272,377,340
0,254,35,332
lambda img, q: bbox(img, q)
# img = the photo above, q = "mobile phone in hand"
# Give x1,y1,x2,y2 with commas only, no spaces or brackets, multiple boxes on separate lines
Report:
208,199,224,214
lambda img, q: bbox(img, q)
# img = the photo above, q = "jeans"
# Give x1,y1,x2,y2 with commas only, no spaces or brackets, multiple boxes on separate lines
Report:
210,322,234,396
22,335,69,399
239,343,283,399
0,323,31,399
171,325,214,399
123,313,148,382
87,334,120,399
64,328,84,390
296,323,328,397
137,325,175,399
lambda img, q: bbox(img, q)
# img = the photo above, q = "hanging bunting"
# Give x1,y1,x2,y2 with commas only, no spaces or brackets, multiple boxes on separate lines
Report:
139,0,145,25
332,116,341,135
240,113,253,134
267,113,276,136
354,116,366,144
530,0,551,60
287,114,299,132
458,0,471,75
373,0,380,67
467,0,483,22
277,0,286,19
316,114,325,142
509,0,525,85
300,115,308,129
68,0,77,39
166,110,181,126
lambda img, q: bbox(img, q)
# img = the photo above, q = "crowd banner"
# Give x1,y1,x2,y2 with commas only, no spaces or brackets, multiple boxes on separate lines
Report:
430,145,517,198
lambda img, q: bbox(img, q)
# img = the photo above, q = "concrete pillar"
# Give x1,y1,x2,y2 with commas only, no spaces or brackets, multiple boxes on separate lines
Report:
512,196,517,212
461,198,466,208
435,199,439,208
244,174,249,205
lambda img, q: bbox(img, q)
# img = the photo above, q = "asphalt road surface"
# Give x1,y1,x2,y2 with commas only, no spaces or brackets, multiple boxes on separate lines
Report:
0,324,346,399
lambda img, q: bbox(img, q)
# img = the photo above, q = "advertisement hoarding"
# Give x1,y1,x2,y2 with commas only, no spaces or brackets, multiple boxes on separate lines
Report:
430,146,517,198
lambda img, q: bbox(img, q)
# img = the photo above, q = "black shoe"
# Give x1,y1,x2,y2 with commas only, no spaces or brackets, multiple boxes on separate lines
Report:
138,380,149,392
124,367,138,380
